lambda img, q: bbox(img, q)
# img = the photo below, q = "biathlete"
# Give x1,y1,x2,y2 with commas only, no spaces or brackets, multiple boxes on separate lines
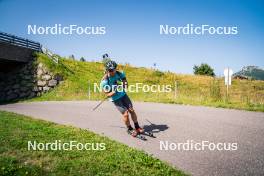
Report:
100,60,144,137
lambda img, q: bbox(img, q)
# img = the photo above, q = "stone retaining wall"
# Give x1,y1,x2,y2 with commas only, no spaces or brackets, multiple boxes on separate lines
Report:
0,58,62,102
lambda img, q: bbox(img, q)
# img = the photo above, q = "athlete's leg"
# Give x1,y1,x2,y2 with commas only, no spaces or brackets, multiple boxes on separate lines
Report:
123,110,139,137
128,107,138,123
113,97,133,129
124,95,144,132
123,110,131,128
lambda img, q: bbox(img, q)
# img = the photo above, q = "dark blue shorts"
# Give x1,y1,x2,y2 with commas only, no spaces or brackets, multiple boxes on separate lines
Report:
113,94,133,114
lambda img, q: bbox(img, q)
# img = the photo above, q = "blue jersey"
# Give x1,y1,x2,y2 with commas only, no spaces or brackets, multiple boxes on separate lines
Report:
100,71,126,101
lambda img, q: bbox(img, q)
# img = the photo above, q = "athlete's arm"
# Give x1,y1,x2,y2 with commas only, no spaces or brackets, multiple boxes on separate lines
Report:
101,77,115,97
105,91,115,97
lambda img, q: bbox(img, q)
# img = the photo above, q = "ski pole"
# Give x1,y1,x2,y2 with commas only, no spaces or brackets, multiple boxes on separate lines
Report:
92,97,108,111
146,119,154,125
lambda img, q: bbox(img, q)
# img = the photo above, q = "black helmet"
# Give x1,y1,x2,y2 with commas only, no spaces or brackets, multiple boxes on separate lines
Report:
105,60,117,71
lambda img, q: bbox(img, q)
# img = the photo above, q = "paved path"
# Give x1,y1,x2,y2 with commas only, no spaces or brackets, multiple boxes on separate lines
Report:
1,101,264,176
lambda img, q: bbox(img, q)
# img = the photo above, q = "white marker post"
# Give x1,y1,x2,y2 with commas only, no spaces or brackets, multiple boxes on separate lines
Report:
88,80,91,100
224,67,233,97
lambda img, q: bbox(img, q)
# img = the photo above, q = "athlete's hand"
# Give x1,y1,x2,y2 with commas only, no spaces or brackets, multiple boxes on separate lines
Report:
107,91,115,97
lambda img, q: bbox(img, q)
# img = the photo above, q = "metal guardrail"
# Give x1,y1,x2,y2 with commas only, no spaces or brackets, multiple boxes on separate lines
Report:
41,46,74,73
0,31,41,51
0,31,60,64
41,46,59,64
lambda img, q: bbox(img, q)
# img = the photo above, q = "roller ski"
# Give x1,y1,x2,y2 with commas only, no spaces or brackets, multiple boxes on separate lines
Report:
141,131,155,138
127,129,147,141
136,127,156,138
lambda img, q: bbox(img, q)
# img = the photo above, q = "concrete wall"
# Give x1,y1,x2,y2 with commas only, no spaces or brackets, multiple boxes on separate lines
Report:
0,41,35,62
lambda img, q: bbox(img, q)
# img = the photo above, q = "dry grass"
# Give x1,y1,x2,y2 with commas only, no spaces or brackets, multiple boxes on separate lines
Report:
30,53,264,112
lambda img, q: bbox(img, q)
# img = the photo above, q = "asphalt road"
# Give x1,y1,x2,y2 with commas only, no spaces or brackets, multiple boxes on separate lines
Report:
1,101,264,176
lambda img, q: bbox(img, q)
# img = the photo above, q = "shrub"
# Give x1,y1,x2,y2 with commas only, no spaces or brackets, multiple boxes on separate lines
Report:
153,70,164,77
193,63,215,76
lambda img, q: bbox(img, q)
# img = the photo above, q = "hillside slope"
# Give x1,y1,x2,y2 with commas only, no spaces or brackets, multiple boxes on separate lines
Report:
31,53,264,112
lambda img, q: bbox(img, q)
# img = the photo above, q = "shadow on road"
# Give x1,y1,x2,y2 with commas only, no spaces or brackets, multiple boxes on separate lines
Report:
110,119,169,134
142,119,169,134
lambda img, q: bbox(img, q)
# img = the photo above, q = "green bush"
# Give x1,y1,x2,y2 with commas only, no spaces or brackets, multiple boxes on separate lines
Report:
153,70,164,77
193,63,215,76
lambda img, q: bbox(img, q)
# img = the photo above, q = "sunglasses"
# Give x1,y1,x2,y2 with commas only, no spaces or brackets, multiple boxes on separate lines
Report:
108,69,115,72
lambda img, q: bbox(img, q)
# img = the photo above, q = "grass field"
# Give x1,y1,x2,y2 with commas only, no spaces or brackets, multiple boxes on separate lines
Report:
30,53,264,112
0,111,186,176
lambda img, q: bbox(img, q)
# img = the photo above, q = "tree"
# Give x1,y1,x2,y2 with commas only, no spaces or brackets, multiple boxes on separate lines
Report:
193,63,215,76
80,57,85,62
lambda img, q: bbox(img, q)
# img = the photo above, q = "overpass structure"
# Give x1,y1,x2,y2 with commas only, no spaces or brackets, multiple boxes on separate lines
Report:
0,32,61,102
0,32,41,72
